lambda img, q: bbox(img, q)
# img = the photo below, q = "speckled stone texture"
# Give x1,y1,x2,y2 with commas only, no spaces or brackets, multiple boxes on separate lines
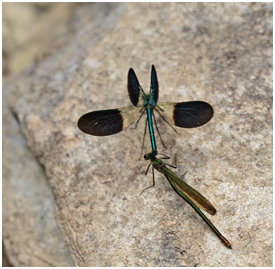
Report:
3,2,272,266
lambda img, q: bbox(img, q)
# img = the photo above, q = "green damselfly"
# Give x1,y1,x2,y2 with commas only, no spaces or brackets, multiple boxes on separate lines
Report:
144,151,232,249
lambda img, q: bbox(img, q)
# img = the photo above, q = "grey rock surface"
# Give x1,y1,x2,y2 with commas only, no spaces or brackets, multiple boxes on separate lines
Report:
3,2,272,266
3,92,74,266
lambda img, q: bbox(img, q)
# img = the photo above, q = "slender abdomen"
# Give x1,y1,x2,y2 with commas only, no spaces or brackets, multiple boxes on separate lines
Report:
146,107,157,152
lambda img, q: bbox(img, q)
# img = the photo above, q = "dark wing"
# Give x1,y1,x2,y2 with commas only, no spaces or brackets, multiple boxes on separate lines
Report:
128,68,141,106
158,101,214,128
77,106,141,136
150,65,159,105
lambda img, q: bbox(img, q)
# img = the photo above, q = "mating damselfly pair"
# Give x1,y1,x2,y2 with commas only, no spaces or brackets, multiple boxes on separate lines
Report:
77,65,231,249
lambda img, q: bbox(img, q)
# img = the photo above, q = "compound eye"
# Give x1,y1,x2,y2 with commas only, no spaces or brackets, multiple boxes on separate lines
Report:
144,154,149,160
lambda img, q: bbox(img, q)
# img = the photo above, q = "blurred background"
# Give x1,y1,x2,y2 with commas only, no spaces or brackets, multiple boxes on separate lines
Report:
3,3,81,266
3,3,79,83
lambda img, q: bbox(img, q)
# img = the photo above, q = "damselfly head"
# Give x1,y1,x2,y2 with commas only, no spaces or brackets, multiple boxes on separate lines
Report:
144,150,158,160
144,153,151,160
